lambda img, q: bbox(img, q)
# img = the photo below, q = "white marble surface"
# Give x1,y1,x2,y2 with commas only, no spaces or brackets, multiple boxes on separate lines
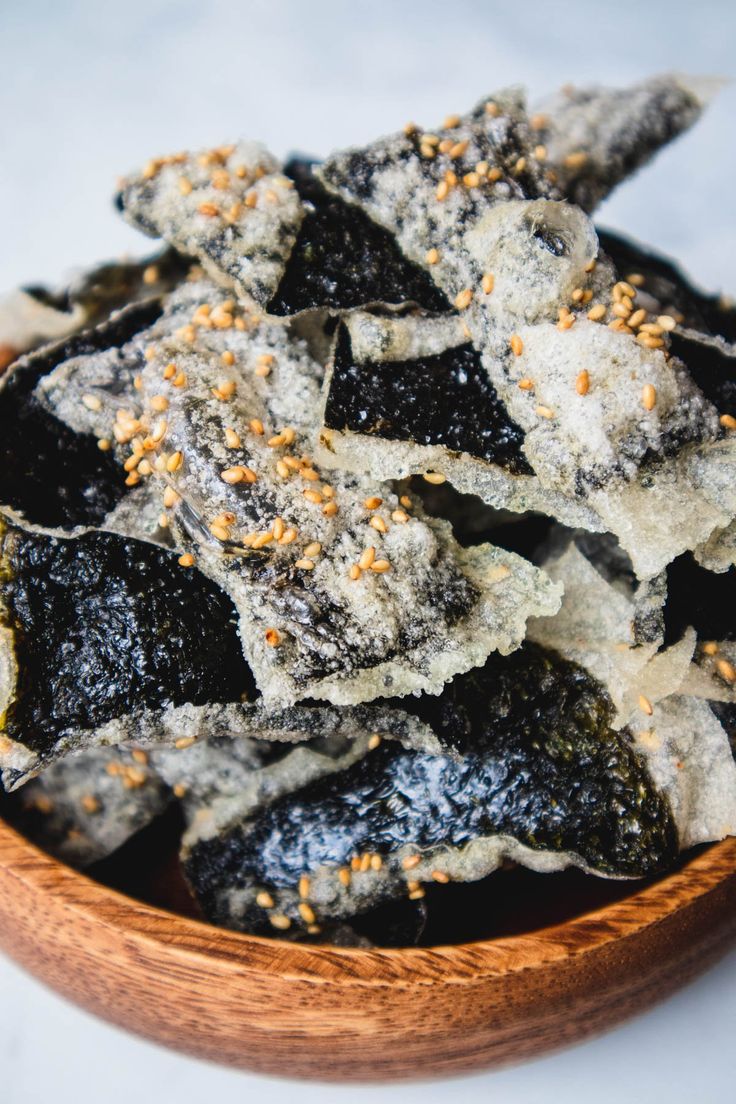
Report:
0,1,734,1100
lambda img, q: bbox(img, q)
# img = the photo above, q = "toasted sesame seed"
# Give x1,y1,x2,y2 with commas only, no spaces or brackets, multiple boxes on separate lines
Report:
349,564,362,581
178,177,193,196
221,466,245,484
369,515,388,534
252,530,274,548
359,546,376,570
425,247,440,265
163,363,177,380
535,405,555,420
402,854,420,870
338,867,351,887
298,875,311,899
163,487,180,509
639,322,664,337
123,454,140,473
368,734,382,750
303,489,323,505
249,418,265,436
269,914,291,931
173,371,187,387
449,139,468,159
575,370,590,396
81,794,100,814
220,350,236,367
400,495,412,508
303,541,322,558
391,509,409,524
279,528,298,544
97,437,111,452
530,112,548,129
481,273,495,295
717,659,736,683
301,467,320,482
298,902,316,925
563,150,588,170
463,171,481,188
295,558,315,570
359,852,371,873
265,628,282,647
510,334,524,356
638,694,654,716
223,427,241,449
276,460,290,478
423,471,446,485
137,459,153,477
322,500,338,517
364,496,383,510
209,523,231,542
420,144,436,159
370,559,391,573
627,308,647,329
198,202,219,217
370,854,383,872
431,870,450,884
409,888,426,901
487,166,502,183
702,641,719,656
641,384,657,411
172,782,188,799
517,378,534,391
125,472,141,487
436,180,450,201
720,414,736,430
587,304,606,322
175,736,197,750
256,891,275,909
514,156,527,174
443,113,461,129
403,121,418,136
454,288,473,310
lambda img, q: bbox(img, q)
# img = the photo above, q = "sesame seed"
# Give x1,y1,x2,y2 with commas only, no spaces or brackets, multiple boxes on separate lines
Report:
82,393,102,412
97,438,111,452
657,314,677,331
454,288,473,310
510,335,524,357
125,472,141,487
276,460,290,478
173,372,187,387
370,854,383,872
198,202,219,217
391,509,409,524
303,489,323,505
370,560,391,573
638,694,654,716
209,523,231,542
172,782,188,799
269,914,291,931
402,854,420,870
487,166,502,182
256,891,274,909
628,308,647,329
178,177,193,196
364,495,383,509
370,515,388,534
163,363,176,380
403,121,418,136
575,370,590,396
513,156,526,174
720,414,736,430
436,180,450,201
298,902,316,925
322,500,338,517
535,405,555,420
265,628,282,647
220,350,236,367
571,288,584,303
420,144,436,159
123,455,140,473
717,659,736,683
443,113,461,129
400,495,412,508
463,171,480,188
137,459,153,476
449,139,468,159
249,418,265,435
563,150,588,170
279,528,298,544
640,323,664,336
303,541,322,558
422,471,446,485
359,547,376,570
481,273,495,295
702,641,719,656
338,867,351,887
81,794,100,814
175,736,197,750
431,871,450,884
252,531,274,548
641,384,657,411
368,734,382,750
425,247,440,265
298,875,311,899
530,112,548,129
517,378,534,391
408,889,426,901
223,427,241,449
295,558,315,570
349,565,362,581
359,853,371,873
587,304,606,322
301,467,320,482
533,144,547,161
220,466,245,484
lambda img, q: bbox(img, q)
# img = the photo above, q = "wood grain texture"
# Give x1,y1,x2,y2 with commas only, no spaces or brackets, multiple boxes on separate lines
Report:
0,819,735,1081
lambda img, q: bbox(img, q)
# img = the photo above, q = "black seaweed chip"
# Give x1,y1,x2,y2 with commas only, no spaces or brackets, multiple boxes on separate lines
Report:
186,644,677,931
668,331,736,420
598,229,736,343
663,553,735,646
324,324,533,475
266,159,449,316
1,526,255,769
0,301,162,528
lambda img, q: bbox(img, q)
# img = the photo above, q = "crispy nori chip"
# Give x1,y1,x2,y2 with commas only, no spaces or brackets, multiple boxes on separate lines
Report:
0,301,162,528
267,159,449,315
664,553,735,647
184,643,679,934
324,323,532,475
0,523,254,784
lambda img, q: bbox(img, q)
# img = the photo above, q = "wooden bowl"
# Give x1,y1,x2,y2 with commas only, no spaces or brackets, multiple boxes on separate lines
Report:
0,817,735,1082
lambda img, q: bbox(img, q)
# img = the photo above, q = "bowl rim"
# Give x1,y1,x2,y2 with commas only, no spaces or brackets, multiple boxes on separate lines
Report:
4,817,736,985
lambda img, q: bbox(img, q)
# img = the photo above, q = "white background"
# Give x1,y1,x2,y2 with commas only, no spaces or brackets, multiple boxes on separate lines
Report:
0,1,734,1100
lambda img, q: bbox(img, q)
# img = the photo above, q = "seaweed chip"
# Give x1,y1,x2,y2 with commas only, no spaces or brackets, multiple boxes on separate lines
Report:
0,520,255,787
118,142,304,308
267,159,449,315
38,277,560,705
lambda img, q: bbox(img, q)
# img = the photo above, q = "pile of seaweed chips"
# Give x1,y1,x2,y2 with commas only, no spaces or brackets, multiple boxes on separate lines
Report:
1,74,735,947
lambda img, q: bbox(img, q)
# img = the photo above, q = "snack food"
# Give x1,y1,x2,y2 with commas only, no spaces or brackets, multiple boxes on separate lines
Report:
1,74,734,946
